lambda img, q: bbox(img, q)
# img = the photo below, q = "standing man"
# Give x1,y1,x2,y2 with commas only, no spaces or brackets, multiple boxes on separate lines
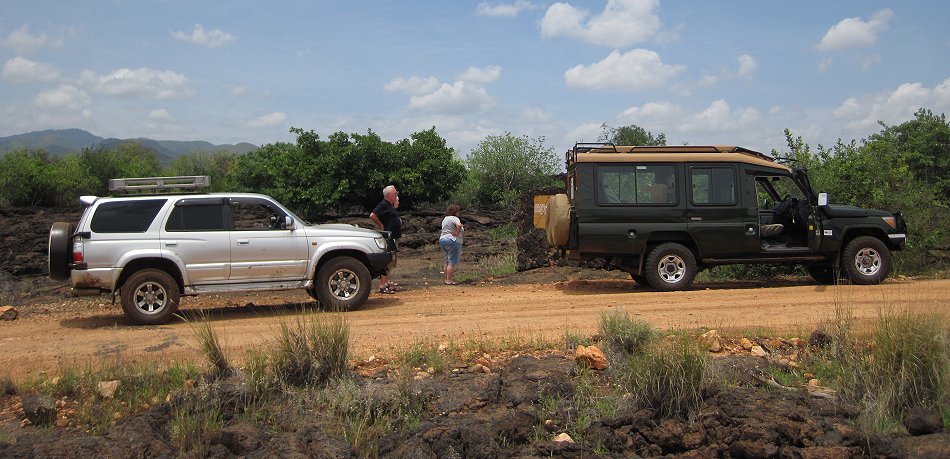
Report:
370,185,401,294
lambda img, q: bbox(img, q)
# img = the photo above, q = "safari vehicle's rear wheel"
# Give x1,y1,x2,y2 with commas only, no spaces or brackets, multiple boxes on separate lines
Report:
842,236,892,285
315,256,371,311
48,222,74,282
645,243,697,292
120,269,180,325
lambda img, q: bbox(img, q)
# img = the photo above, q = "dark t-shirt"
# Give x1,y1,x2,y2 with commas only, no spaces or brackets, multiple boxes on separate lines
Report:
372,199,401,239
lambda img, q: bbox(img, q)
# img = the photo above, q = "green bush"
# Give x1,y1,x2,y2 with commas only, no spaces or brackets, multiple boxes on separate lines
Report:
622,338,713,419
598,310,657,357
465,133,561,210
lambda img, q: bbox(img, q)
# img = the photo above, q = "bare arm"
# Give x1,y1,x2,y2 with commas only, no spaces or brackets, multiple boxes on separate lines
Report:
452,222,463,238
369,213,384,230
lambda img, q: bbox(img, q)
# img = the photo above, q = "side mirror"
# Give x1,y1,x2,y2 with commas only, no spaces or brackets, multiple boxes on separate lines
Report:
284,216,294,229
818,193,828,206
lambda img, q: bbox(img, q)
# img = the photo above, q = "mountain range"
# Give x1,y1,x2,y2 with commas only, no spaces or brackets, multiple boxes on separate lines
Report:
0,129,258,163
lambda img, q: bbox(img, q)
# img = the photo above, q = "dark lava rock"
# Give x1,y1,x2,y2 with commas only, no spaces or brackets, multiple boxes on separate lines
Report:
808,330,832,347
21,394,57,426
900,432,950,458
904,406,944,436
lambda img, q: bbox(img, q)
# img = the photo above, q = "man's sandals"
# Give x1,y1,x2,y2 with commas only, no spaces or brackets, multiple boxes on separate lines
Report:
379,282,399,294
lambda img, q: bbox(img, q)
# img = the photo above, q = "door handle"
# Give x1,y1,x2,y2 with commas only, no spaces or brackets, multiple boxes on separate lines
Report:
690,216,702,221
164,241,178,247
236,239,249,245
745,224,756,235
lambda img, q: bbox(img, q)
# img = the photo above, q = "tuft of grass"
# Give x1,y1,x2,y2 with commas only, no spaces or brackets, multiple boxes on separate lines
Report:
398,340,448,374
192,318,231,377
836,309,950,432
273,313,350,387
0,374,15,395
170,380,224,456
456,253,517,282
598,309,657,357
622,338,713,420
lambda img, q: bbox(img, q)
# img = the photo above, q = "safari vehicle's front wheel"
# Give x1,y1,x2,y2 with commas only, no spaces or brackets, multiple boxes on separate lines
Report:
842,236,892,285
315,256,371,311
645,243,697,292
120,269,180,325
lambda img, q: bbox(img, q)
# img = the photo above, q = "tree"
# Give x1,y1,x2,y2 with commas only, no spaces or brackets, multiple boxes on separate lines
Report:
79,143,160,195
466,133,561,209
599,124,667,146
164,151,237,192
874,109,950,200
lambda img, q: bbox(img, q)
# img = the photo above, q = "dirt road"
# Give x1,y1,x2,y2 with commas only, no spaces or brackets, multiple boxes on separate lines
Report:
3,277,946,379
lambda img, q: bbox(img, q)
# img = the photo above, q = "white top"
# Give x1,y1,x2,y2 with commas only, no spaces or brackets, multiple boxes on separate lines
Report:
439,215,463,243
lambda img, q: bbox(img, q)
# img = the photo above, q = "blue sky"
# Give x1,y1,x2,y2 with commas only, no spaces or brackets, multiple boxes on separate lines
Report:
2,1,949,157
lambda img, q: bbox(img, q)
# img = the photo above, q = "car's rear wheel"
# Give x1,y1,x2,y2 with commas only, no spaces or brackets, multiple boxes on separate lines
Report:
842,236,892,285
315,256,371,312
545,194,570,247
807,264,838,285
48,222,74,282
120,269,180,325
645,243,697,292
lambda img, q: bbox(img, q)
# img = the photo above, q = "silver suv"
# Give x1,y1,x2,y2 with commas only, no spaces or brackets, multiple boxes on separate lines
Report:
48,176,395,324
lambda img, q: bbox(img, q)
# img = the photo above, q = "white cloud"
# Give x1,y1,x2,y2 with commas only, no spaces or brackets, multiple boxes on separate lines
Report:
408,81,495,114
832,77,950,131
33,85,90,110
565,122,605,144
80,67,192,99
621,101,680,124
817,58,833,73
520,107,553,123
1,25,63,54
148,109,174,121
737,54,758,78
247,112,287,128
476,0,535,17
383,76,441,95
231,86,247,95
817,9,893,52
1,56,61,83
170,24,236,48
458,65,502,83
564,49,684,91
541,0,661,47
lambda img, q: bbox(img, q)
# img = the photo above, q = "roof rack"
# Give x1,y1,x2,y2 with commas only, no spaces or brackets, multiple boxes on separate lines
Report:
567,142,616,163
109,176,210,192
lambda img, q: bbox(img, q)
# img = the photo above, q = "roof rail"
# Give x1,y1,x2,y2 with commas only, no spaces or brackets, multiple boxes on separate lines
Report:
567,142,617,164
109,175,210,192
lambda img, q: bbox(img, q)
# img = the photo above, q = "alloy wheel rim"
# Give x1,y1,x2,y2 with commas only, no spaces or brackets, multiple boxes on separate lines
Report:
328,269,359,299
854,248,881,275
657,254,686,283
134,282,167,315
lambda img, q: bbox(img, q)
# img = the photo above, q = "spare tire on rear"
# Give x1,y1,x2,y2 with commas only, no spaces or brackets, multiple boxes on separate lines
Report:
48,222,74,281
545,193,570,247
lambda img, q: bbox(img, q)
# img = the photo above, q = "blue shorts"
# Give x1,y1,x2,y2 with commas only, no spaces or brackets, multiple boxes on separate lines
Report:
439,238,462,266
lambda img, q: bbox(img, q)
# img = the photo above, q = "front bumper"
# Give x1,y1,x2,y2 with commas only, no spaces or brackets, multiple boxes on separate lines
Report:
888,233,906,250
367,251,396,276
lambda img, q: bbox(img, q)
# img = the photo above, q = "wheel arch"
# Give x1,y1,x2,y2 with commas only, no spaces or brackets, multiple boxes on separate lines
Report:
117,257,183,294
314,249,373,279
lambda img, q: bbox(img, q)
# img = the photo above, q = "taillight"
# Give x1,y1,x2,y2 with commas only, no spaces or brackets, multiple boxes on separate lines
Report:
72,239,84,263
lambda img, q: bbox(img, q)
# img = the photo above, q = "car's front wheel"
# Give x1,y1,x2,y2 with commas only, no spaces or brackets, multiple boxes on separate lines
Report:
120,269,180,325
645,243,697,291
842,236,892,285
314,256,371,311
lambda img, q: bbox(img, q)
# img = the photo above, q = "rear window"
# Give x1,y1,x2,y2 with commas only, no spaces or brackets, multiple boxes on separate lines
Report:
165,203,227,231
90,199,167,233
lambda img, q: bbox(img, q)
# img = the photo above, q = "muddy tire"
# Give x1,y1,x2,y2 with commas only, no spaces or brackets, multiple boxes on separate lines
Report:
842,236,891,285
545,194,570,247
315,256,371,312
48,222,74,282
645,243,697,292
120,269,180,325
807,264,838,285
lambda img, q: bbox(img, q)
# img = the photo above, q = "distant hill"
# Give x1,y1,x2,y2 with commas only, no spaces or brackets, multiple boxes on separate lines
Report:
0,128,258,162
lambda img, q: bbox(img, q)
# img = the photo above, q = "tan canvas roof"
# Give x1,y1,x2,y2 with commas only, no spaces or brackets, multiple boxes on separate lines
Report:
572,145,790,171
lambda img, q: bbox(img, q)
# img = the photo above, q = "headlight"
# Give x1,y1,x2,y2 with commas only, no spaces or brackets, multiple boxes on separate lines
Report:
374,237,387,249
882,216,897,229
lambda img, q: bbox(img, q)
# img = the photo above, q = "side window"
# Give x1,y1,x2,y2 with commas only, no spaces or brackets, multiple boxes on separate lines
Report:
231,199,287,230
596,164,676,205
90,199,167,233
165,203,227,231
691,167,736,206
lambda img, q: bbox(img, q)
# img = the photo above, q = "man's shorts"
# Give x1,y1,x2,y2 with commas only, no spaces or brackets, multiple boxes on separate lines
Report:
439,238,462,266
